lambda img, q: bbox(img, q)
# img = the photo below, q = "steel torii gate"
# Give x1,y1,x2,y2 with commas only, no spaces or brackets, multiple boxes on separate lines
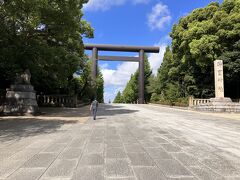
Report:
84,44,159,104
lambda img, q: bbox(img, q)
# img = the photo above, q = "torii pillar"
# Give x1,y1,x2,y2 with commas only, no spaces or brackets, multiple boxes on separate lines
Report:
139,49,145,104
92,47,98,82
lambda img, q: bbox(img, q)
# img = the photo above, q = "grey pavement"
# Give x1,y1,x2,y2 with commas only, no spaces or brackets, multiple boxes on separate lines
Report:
1,104,240,180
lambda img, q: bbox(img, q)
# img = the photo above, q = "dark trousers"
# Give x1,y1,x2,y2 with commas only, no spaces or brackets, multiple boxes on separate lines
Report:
92,109,97,120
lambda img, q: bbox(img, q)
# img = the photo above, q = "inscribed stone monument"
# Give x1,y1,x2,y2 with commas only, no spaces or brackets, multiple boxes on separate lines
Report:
191,60,240,112
214,60,224,98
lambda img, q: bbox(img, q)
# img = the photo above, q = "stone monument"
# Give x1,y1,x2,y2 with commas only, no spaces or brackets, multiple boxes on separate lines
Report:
210,60,232,105
3,69,38,115
193,60,240,112
214,60,224,98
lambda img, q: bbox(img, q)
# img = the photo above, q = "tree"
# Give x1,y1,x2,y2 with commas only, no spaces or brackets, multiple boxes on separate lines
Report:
70,58,104,103
156,46,174,94
0,0,93,95
147,75,158,100
143,56,153,102
122,74,138,103
219,40,240,99
121,56,152,103
169,0,240,99
96,72,104,103
113,91,123,103
150,0,240,105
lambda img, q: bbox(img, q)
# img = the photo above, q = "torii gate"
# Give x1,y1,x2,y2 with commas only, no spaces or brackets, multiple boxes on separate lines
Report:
84,44,159,104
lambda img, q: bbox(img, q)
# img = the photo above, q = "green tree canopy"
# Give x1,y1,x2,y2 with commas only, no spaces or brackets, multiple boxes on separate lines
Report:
149,0,240,106
113,91,123,103
120,56,152,103
96,72,104,103
0,0,93,95
169,0,240,98
70,58,104,103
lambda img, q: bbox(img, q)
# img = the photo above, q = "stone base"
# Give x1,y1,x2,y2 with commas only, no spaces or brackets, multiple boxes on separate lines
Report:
3,104,39,116
10,85,34,92
3,84,39,116
192,97,240,113
210,97,232,103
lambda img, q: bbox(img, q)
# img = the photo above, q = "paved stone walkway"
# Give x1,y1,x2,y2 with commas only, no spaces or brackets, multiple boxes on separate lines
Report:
1,104,240,180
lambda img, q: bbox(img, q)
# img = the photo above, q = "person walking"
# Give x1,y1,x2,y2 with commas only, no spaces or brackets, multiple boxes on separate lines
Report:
90,99,98,120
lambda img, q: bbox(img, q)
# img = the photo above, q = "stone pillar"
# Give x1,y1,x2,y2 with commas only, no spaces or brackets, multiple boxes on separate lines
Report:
188,96,194,107
92,47,98,82
139,50,145,104
91,47,98,99
208,60,232,112
214,60,224,98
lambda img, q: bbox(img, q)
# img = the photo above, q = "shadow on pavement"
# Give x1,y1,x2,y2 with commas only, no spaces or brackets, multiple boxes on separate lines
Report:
0,106,91,142
39,107,90,117
96,104,139,117
0,118,78,142
38,104,137,117
0,104,138,142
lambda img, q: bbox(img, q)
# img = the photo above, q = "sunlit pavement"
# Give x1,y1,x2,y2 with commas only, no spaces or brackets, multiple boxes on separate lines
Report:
1,104,240,180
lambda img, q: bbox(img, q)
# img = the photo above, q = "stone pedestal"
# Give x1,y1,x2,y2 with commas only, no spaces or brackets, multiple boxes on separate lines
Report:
3,84,38,115
193,98,240,112
208,97,235,112
210,97,232,103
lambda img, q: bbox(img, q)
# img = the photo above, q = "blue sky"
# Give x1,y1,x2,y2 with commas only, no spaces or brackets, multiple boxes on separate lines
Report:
83,0,222,103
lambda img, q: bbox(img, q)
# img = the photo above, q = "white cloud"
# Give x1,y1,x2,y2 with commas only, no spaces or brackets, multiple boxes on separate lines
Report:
147,2,172,30
99,63,109,69
148,35,171,75
84,0,125,11
101,61,138,102
104,86,125,103
102,62,138,86
84,0,150,11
